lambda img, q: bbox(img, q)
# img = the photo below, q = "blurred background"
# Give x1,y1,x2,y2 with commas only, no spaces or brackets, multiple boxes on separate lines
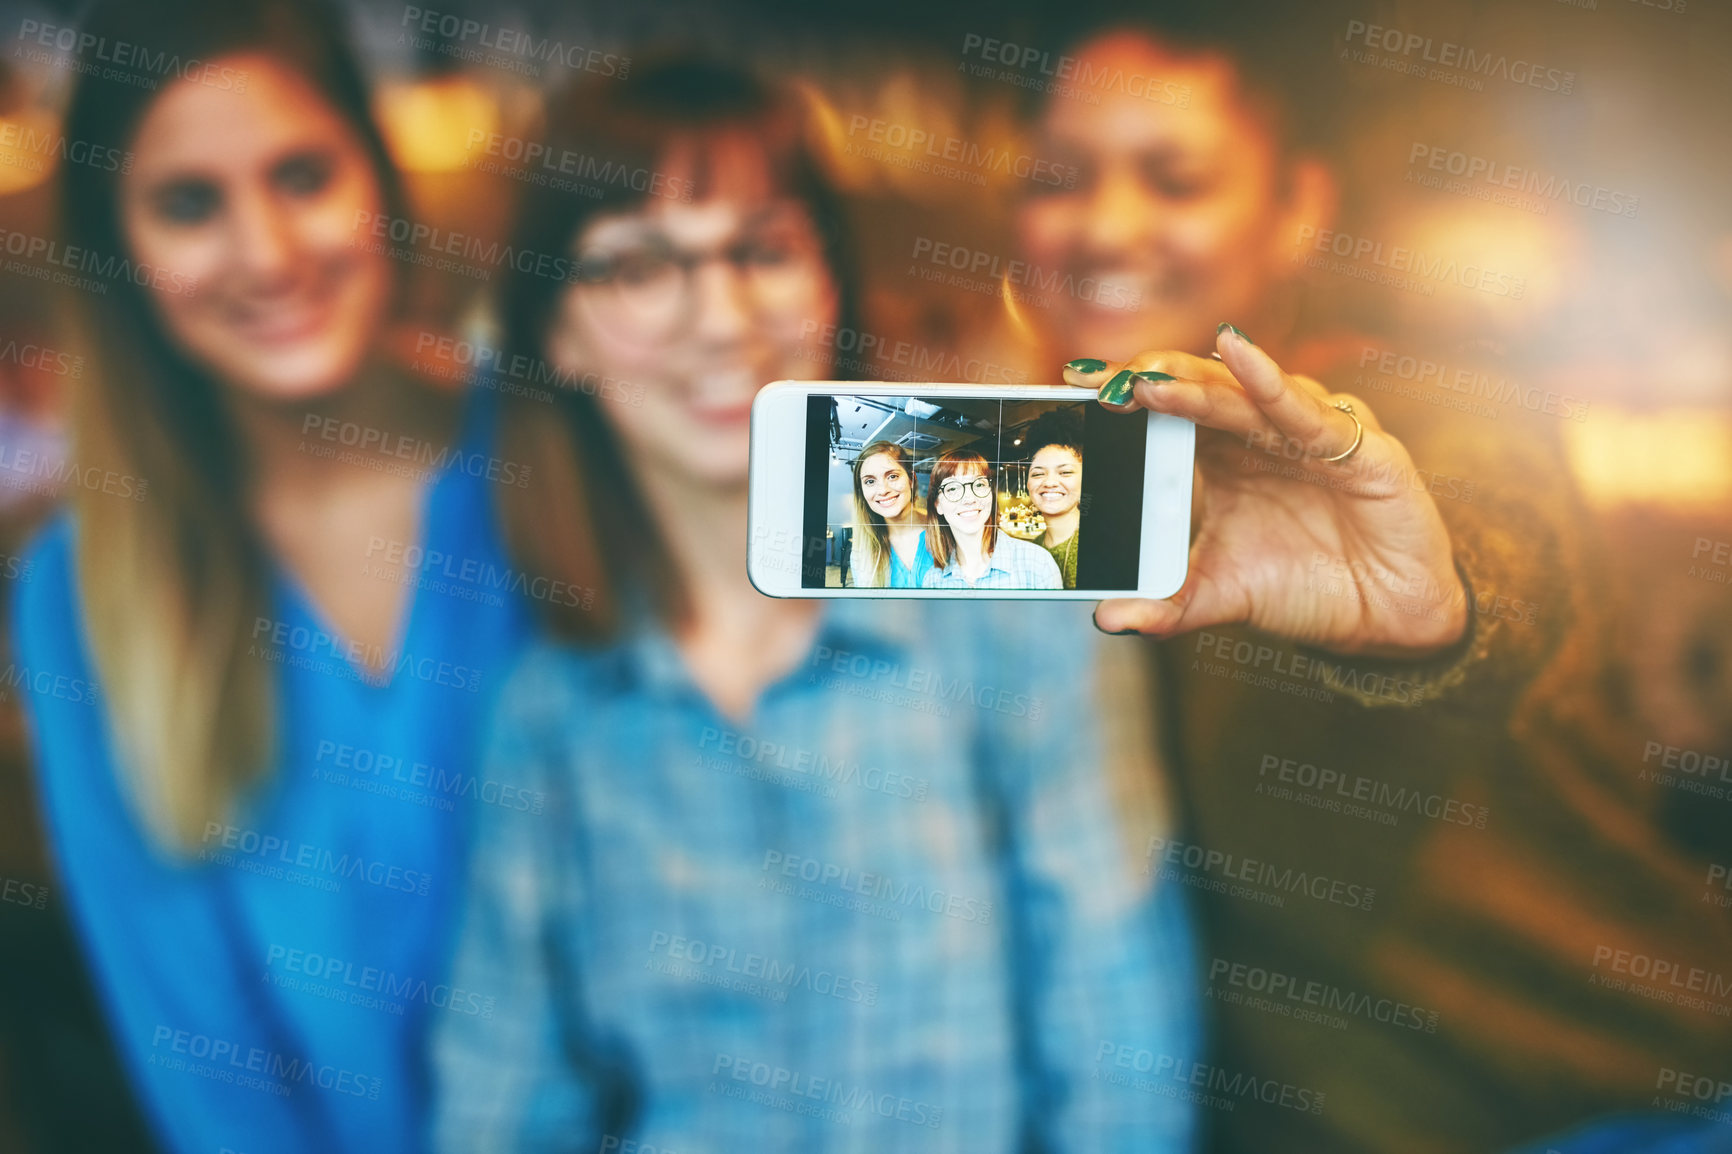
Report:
0,0,1728,1150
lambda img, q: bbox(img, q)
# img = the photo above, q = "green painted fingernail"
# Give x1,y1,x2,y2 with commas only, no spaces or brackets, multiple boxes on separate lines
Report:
1098,369,1136,405
1217,322,1255,346
1133,371,1176,387
1064,357,1109,373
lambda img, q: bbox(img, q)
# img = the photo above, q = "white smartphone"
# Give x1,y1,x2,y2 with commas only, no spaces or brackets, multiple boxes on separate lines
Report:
748,381,1193,599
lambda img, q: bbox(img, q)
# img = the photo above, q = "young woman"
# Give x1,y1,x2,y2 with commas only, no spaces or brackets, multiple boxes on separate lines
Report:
1023,412,1085,589
922,449,1063,590
12,1,545,1150
434,58,1199,1153
1018,21,1467,647
847,440,932,588
1009,16,1727,1154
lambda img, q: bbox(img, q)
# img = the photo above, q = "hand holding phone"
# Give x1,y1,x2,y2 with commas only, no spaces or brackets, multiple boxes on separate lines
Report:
1077,326,1468,656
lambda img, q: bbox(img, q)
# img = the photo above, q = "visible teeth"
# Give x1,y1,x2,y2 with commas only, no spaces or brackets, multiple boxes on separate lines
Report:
1082,268,1158,310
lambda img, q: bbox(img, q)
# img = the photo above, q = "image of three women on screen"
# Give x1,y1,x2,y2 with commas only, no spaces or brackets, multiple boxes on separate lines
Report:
846,416,1085,591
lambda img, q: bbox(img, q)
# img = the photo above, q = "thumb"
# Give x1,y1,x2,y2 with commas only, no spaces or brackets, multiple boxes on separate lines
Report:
1094,567,1241,638
1094,597,1184,636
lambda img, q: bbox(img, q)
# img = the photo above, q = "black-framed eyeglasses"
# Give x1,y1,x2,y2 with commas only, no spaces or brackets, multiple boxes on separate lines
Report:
937,477,993,502
571,221,826,341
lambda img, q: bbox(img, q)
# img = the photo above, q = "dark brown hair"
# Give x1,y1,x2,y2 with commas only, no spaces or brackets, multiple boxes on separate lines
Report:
495,55,860,638
1022,3,1344,159
1023,408,1084,462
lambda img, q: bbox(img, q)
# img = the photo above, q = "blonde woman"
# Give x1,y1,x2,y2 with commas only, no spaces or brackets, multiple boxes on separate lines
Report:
847,439,932,587
10,0,550,1150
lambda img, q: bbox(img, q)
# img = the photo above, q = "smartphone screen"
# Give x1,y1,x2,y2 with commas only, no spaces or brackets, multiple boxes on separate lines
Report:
800,393,1149,591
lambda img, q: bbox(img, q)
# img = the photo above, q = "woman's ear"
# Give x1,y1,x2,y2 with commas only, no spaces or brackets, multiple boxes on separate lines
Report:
1267,154,1338,272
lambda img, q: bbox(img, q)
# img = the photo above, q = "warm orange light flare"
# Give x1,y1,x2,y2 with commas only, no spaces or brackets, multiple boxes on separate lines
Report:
374,75,498,175
0,110,63,196
1563,406,1732,510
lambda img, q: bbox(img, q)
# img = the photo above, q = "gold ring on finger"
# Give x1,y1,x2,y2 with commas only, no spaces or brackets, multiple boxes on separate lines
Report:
1319,400,1364,464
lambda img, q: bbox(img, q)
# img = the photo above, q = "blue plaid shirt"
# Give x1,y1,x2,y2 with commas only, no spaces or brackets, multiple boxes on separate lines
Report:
433,600,1199,1153
921,535,1064,589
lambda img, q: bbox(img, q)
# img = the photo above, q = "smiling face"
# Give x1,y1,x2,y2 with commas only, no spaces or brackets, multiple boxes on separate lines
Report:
547,133,839,490
1015,31,1323,359
118,54,392,402
934,463,994,537
1028,443,1082,518
858,451,912,520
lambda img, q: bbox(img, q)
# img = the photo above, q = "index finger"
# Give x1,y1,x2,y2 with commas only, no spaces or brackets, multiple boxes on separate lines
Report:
1214,326,1358,455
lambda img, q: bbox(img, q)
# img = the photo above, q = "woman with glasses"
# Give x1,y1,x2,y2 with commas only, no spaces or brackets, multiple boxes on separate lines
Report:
848,440,931,588
922,449,1063,590
434,57,1198,1153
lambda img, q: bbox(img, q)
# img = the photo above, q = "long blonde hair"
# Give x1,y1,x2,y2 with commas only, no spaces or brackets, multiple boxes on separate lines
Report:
57,0,405,851
849,441,918,587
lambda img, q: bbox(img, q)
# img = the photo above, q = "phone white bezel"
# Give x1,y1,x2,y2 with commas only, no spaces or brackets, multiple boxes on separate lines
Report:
748,380,1193,600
